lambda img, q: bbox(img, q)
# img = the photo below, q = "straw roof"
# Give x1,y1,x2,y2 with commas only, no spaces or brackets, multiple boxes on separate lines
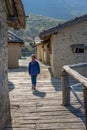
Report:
5,0,26,29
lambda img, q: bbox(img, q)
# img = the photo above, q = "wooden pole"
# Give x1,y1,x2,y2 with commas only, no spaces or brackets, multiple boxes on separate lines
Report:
83,88,87,130
61,70,70,106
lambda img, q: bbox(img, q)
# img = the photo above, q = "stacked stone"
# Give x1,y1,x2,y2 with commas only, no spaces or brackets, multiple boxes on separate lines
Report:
0,0,10,129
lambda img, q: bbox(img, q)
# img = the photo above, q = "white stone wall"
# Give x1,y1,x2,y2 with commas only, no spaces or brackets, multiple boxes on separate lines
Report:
37,43,50,64
50,35,56,76
51,21,87,77
43,43,50,64
0,0,10,129
8,44,21,68
36,45,42,61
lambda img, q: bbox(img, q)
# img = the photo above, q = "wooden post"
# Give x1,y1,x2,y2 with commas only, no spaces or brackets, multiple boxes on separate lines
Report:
83,87,87,130
61,70,70,106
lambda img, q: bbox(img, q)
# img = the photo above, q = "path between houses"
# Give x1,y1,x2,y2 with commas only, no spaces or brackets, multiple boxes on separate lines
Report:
6,57,85,130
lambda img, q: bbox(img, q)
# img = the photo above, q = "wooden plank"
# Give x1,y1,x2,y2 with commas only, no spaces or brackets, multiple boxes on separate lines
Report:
6,58,86,130
63,66,87,88
36,122,85,129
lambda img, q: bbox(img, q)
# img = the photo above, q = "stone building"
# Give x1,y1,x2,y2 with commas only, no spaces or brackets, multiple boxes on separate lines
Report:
0,0,25,129
34,37,50,64
8,31,24,68
39,14,87,77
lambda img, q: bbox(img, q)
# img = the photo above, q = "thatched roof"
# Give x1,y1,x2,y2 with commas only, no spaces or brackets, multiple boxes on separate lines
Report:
39,14,87,40
5,0,26,29
8,31,24,44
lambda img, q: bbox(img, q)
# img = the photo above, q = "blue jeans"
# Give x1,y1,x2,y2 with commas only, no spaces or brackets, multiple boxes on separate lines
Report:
31,75,37,87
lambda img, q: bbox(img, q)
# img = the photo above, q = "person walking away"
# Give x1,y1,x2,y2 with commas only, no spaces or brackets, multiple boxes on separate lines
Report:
28,54,40,90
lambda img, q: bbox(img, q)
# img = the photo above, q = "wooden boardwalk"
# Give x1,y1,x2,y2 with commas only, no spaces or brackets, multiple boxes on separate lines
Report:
6,57,86,130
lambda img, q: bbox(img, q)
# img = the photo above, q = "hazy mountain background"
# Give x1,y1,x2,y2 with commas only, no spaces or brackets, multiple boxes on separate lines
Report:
12,0,87,54
11,14,62,53
22,0,87,19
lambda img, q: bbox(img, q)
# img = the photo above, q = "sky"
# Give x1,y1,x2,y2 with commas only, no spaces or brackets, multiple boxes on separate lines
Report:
22,0,87,19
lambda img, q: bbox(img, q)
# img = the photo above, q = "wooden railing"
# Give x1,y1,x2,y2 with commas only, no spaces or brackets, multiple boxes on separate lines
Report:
61,63,87,130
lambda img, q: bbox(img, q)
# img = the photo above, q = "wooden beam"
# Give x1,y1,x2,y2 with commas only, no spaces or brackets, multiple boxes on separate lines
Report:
69,63,87,69
5,0,15,16
70,85,84,107
63,66,87,88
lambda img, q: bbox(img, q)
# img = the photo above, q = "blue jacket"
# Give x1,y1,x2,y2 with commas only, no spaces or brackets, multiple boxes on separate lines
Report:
28,60,40,76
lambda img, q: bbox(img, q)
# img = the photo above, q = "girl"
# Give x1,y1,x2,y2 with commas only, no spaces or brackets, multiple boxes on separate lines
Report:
28,54,40,90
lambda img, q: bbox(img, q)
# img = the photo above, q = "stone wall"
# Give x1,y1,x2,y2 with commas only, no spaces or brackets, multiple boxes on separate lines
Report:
0,0,10,129
36,45,42,61
8,43,21,68
51,21,87,77
37,42,50,64
43,43,50,64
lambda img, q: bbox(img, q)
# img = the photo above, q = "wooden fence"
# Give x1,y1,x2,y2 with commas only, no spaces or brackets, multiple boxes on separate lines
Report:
61,63,87,130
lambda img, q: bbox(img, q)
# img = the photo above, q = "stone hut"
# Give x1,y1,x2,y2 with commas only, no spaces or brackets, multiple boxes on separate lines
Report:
34,37,50,64
0,0,25,129
8,31,24,68
39,14,87,77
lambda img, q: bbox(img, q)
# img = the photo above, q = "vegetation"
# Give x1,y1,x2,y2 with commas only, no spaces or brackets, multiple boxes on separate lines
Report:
11,14,64,54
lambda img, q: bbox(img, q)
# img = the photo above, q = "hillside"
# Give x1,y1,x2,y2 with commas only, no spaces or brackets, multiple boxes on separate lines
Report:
12,14,63,42
10,14,63,53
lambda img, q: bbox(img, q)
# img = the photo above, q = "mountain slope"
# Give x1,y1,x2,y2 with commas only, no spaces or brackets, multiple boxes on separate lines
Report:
11,14,63,52
12,14,63,41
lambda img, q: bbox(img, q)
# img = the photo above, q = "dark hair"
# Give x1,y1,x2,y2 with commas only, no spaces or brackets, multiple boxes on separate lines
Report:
31,54,36,59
